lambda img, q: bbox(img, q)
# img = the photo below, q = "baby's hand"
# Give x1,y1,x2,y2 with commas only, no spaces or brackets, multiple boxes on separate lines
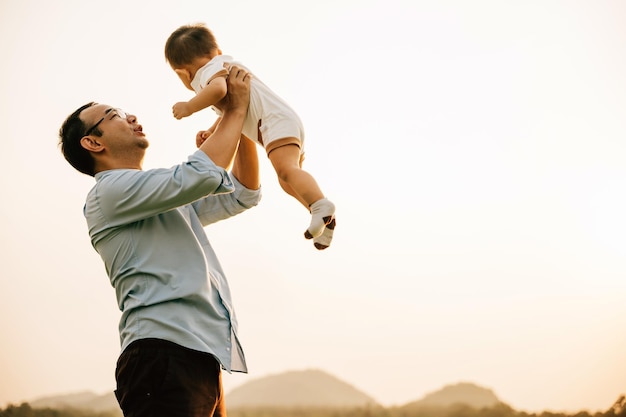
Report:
195,129,211,148
172,102,193,119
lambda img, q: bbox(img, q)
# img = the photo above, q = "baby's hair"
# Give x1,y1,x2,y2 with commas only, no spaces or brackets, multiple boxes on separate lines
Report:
165,23,219,68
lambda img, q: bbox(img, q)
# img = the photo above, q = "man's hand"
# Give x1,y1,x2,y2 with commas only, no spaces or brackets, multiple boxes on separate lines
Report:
173,102,193,119
218,65,251,113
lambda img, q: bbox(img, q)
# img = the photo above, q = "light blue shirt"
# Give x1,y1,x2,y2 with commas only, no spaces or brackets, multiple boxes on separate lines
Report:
83,150,261,373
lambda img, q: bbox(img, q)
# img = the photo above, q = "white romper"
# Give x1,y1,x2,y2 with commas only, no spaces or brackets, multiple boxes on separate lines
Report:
190,55,305,156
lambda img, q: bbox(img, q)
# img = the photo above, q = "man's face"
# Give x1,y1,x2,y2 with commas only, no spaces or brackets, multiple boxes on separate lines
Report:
81,104,149,155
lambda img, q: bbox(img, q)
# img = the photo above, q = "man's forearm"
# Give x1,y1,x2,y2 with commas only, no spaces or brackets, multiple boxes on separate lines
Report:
201,65,251,168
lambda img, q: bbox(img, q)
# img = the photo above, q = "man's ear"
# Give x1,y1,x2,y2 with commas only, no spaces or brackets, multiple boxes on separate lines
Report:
80,136,105,153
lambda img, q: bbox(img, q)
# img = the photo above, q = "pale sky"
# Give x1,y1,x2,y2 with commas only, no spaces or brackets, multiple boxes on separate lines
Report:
1,0,625,413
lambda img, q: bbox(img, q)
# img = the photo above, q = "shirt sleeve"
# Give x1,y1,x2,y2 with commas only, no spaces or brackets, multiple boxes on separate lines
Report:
89,150,235,228
191,55,231,93
192,175,262,226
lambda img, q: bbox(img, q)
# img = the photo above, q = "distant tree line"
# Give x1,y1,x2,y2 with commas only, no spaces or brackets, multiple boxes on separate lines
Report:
0,403,120,417
2,395,625,417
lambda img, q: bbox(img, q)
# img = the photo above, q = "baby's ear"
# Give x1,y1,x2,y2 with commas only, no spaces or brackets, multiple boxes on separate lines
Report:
174,68,192,82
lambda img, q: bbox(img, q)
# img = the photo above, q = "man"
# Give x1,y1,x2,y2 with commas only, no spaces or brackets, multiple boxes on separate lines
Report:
58,67,260,417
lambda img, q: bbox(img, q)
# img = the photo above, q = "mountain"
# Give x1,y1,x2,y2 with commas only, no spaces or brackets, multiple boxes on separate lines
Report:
26,369,377,411
29,391,119,413
24,374,500,412
226,369,379,408
402,382,502,409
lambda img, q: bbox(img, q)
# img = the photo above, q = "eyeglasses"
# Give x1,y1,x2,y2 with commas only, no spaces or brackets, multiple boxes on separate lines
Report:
84,108,127,136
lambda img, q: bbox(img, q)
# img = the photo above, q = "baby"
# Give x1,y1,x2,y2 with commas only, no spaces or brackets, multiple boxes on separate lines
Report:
165,23,335,250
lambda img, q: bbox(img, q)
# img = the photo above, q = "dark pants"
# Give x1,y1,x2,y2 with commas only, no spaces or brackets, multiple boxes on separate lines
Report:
115,339,226,417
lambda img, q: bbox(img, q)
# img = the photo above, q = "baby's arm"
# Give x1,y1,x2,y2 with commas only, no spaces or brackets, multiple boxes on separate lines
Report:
173,76,228,120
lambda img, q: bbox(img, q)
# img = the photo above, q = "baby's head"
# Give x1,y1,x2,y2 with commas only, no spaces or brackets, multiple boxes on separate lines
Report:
165,23,221,87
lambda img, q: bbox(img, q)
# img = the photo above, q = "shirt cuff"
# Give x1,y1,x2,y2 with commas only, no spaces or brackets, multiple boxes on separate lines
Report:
230,175,262,208
190,150,235,194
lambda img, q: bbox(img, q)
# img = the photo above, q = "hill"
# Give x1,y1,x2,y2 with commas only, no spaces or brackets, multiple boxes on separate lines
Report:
24,373,501,412
402,382,502,409
226,369,379,408
29,391,119,413
26,369,378,411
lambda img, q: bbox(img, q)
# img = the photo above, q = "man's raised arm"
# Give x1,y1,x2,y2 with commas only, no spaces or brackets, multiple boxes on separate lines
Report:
198,66,251,168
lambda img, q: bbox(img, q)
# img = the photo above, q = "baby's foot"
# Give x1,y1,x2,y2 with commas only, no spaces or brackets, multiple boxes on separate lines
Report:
304,198,335,239
313,217,336,250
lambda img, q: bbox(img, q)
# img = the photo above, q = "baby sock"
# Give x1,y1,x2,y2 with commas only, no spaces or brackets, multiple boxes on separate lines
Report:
304,198,336,239
313,217,336,250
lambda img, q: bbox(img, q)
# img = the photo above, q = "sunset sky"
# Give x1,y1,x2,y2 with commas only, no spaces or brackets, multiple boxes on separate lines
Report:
1,0,625,413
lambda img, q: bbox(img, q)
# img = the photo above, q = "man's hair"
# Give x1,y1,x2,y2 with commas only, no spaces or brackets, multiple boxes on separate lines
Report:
165,23,219,68
58,102,99,177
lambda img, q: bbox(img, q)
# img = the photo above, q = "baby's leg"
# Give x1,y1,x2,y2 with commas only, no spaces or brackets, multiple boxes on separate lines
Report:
269,144,323,206
268,143,335,240
278,178,308,208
